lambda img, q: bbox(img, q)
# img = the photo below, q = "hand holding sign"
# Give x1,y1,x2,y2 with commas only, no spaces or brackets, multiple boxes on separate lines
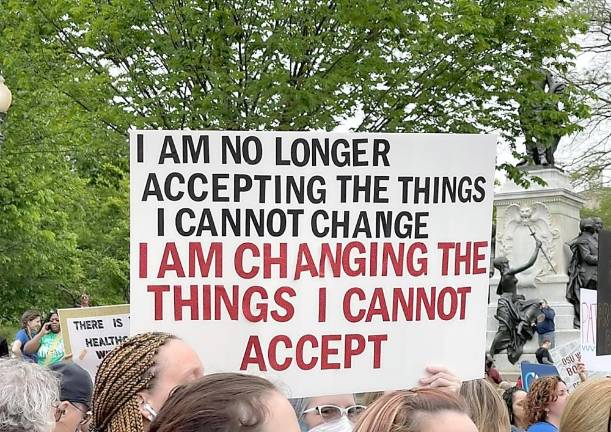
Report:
417,366,462,394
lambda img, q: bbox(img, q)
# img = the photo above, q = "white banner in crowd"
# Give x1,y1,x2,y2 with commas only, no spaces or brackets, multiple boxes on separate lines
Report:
549,340,582,391
58,305,130,379
580,289,611,373
130,131,496,397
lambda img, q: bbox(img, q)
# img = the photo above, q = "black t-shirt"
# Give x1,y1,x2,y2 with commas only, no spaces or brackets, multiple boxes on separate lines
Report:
536,347,553,364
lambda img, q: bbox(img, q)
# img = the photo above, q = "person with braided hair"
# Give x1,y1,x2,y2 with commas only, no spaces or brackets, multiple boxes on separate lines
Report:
92,332,203,432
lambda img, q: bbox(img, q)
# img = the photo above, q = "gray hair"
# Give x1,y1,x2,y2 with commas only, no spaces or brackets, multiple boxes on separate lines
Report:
0,358,59,432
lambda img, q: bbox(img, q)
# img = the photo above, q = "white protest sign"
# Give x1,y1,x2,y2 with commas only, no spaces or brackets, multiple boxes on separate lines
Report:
59,305,130,379
549,340,582,391
581,289,611,373
130,131,496,397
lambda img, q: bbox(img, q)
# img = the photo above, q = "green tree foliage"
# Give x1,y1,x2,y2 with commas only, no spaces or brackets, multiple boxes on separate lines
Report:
0,0,589,321
563,0,611,187
582,187,611,228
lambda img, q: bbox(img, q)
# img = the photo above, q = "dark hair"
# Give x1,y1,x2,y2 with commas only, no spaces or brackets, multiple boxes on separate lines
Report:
0,336,8,357
19,310,41,329
45,309,59,322
149,373,277,432
485,353,494,369
502,387,525,425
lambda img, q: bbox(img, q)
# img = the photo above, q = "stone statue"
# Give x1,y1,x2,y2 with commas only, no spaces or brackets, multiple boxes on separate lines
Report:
592,217,603,241
490,223,496,278
566,218,599,328
500,203,557,288
490,239,543,364
517,70,566,166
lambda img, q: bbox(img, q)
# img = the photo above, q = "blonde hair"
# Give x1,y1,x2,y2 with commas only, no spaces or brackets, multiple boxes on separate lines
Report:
92,332,176,432
459,379,510,432
353,389,469,432
559,378,611,432
360,391,384,407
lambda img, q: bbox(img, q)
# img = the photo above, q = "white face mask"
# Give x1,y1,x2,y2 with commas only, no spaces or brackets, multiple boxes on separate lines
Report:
308,416,353,432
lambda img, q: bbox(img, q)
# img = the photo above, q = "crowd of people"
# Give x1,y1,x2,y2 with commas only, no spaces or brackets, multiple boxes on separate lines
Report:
10,309,66,366
0,325,610,432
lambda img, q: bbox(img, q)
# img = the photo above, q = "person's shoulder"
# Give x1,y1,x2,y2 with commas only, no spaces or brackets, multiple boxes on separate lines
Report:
527,422,557,432
15,329,28,340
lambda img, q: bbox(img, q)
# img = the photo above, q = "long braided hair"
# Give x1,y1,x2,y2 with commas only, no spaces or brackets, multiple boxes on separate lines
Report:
92,332,176,432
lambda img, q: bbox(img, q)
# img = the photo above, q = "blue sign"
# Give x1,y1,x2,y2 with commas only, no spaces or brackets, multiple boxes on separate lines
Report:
520,363,559,392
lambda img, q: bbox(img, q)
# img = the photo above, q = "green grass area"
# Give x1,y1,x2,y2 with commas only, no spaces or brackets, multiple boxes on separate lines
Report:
0,325,18,342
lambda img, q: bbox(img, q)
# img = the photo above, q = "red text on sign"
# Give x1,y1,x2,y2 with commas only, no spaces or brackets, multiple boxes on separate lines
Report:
239,333,389,371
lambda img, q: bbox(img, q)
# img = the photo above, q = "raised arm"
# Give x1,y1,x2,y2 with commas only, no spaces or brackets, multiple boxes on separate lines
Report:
542,307,555,320
507,240,542,275
23,325,49,354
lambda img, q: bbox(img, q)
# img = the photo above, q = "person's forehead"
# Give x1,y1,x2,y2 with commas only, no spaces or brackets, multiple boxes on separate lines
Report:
513,391,527,402
157,340,202,375
420,411,477,432
307,394,355,408
265,392,300,432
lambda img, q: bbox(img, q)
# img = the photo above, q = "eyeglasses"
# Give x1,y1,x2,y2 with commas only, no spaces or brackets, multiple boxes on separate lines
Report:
70,401,92,425
302,405,367,422
54,401,92,426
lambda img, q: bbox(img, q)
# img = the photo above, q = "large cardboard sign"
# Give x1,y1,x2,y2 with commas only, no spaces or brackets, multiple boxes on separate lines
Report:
549,341,582,391
581,289,611,373
520,363,559,392
597,230,611,356
130,131,496,397
58,305,130,378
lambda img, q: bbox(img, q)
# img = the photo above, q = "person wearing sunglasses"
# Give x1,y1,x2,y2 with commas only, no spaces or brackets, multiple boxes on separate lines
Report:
291,394,366,432
50,361,93,432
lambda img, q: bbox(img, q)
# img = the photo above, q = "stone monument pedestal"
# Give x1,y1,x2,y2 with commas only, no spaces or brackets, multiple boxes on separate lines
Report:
487,167,584,377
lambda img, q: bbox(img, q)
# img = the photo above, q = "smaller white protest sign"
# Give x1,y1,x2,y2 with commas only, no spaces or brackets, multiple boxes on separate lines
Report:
580,289,611,373
59,305,130,379
549,340,582,391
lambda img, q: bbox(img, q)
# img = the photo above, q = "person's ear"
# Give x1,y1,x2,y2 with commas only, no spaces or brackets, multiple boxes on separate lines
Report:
136,392,156,422
55,401,70,422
